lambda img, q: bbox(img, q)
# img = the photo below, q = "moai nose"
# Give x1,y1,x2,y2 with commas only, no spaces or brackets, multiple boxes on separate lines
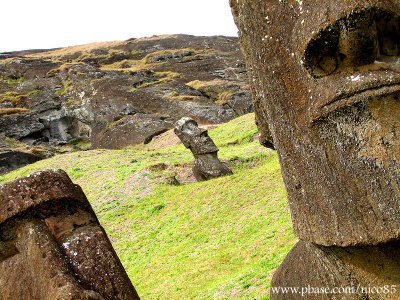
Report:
338,11,379,67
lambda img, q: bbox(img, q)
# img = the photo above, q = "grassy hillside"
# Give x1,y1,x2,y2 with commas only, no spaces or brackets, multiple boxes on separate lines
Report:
0,113,297,299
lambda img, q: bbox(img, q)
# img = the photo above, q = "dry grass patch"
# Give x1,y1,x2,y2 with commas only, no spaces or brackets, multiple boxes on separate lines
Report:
187,79,231,90
46,62,84,76
100,59,159,73
170,95,202,101
0,108,30,116
154,71,183,79
27,41,124,59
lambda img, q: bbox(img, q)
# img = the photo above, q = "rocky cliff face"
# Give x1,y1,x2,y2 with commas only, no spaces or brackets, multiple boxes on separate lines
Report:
0,35,252,155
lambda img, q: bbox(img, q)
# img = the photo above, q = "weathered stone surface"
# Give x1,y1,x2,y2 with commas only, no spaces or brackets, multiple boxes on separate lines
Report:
271,240,400,299
174,117,219,155
174,117,232,181
1,220,104,300
232,1,400,298
192,153,233,181
0,169,139,299
231,0,400,246
0,114,45,140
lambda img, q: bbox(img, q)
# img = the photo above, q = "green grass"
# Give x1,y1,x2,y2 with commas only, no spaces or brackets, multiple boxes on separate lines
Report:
55,80,73,96
0,113,296,299
129,78,170,92
70,138,91,150
209,113,259,146
0,90,40,106
0,75,24,84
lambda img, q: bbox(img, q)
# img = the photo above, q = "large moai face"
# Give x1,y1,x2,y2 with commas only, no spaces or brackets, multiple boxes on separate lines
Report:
231,0,400,246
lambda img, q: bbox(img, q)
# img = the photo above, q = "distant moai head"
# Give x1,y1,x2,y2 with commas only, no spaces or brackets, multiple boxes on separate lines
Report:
174,117,219,155
231,0,400,246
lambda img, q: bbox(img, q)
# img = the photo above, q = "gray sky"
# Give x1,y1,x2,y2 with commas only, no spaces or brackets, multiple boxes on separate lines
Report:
0,0,238,53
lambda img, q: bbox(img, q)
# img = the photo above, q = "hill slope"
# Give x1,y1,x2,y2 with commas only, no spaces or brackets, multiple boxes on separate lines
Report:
0,35,252,152
0,113,297,299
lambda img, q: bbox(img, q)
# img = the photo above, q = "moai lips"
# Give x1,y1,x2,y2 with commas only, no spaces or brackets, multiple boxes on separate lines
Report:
174,117,233,181
0,169,139,300
231,0,400,247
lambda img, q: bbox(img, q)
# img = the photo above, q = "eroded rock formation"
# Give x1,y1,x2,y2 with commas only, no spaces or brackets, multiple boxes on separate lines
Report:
0,169,139,299
174,117,232,181
0,150,43,175
231,0,400,298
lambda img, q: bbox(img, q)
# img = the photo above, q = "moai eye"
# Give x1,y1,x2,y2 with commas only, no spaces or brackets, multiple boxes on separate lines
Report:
376,13,400,57
304,9,400,78
381,36,398,56
318,55,338,75
337,10,379,67
304,24,340,78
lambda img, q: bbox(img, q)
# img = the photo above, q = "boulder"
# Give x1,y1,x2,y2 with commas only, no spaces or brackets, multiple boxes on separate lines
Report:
174,117,232,181
0,114,44,140
0,150,44,175
0,169,140,299
91,113,174,149
227,92,253,116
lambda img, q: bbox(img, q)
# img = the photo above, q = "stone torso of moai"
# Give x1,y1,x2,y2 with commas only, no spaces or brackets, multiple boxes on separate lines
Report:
0,169,140,300
231,0,400,299
174,117,232,181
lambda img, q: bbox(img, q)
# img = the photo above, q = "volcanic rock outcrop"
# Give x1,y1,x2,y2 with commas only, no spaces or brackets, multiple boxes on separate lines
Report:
0,169,139,299
231,0,400,298
174,117,232,181
0,150,42,175
0,35,253,154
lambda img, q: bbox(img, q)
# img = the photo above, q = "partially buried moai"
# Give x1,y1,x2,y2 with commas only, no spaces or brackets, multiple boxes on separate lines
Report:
231,0,400,298
0,169,140,300
174,117,232,181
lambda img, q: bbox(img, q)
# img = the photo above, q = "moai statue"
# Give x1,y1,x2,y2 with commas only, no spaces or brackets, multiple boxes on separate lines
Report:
174,117,233,181
231,0,400,298
0,169,140,300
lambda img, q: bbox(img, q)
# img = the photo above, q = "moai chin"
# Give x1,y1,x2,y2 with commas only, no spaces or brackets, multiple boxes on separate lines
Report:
231,0,400,247
0,169,140,300
174,117,233,181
